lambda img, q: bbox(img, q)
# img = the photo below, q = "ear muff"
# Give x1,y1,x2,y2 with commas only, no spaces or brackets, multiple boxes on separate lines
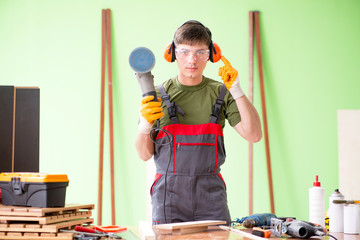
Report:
164,42,176,62
210,42,222,63
164,20,222,63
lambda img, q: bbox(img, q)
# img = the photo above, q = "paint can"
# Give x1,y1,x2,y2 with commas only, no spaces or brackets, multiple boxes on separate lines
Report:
344,204,360,234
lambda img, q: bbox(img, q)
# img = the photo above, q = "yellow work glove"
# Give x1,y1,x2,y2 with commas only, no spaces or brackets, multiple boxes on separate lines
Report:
218,56,244,99
138,95,164,134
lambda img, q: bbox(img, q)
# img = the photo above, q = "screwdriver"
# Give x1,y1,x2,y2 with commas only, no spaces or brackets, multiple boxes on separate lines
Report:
59,229,106,237
333,200,360,204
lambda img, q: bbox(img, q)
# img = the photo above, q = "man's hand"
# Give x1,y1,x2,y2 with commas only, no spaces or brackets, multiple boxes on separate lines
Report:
218,56,238,89
218,56,244,99
138,95,164,134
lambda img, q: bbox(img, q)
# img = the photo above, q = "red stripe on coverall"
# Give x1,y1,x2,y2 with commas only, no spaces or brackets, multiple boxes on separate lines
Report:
213,135,218,174
156,123,223,139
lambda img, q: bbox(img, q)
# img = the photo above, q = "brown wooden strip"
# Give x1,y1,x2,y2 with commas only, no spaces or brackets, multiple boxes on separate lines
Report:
105,8,116,226
57,233,73,237
98,8,106,227
0,204,94,217
253,11,275,214
23,232,39,237
13,208,28,213
46,218,94,231
9,224,25,228
25,224,41,229
40,233,56,237
248,11,255,216
0,218,93,233
7,232,23,236
0,210,92,224
27,209,42,215
0,207,12,213
0,233,73,240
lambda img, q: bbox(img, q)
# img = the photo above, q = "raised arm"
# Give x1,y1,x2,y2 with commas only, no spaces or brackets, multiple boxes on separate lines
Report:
218,56,262,143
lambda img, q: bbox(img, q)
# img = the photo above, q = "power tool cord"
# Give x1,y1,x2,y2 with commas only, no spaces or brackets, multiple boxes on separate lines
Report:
149,120,174,224
324,233,338,240
315,230,338,240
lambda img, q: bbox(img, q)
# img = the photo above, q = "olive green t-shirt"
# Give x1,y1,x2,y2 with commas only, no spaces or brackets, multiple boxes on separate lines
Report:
155,76,241,129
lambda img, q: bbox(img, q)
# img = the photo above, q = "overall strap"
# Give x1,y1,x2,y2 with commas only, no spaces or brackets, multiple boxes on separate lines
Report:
210,84,228,124
157,84,185,124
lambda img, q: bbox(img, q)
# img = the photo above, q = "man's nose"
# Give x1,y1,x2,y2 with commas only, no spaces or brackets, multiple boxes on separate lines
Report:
187,53,197,62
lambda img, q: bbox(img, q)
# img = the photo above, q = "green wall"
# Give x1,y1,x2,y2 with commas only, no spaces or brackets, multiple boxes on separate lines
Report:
1,0,360,226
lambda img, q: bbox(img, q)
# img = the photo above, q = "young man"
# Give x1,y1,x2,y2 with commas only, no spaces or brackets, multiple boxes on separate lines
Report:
135,20,262,225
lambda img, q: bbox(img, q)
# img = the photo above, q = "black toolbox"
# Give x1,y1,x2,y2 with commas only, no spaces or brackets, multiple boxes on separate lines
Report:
0,172,69,208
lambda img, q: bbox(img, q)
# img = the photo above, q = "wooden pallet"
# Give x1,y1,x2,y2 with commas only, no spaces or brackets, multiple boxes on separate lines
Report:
0,210,92,225
0,231,73,240
0,204,94,217
0,218,94,233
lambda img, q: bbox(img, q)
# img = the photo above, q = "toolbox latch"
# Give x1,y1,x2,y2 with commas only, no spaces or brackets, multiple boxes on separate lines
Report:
11,177,24,195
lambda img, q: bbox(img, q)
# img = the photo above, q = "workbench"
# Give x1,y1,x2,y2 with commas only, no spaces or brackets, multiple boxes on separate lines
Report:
120,226,360,240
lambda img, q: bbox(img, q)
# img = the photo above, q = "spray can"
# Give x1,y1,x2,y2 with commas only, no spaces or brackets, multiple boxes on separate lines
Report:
329,189,345,232
309,175,325,227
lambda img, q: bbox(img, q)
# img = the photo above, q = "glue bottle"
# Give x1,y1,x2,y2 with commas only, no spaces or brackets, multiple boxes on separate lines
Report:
309,175,325,227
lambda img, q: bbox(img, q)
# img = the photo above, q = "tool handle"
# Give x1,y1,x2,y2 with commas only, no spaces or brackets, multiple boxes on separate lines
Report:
75,226,98,234
95,225,127,233
252,227,271,238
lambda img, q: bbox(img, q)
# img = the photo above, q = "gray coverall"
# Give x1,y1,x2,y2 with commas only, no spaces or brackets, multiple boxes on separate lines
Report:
150,84,231,225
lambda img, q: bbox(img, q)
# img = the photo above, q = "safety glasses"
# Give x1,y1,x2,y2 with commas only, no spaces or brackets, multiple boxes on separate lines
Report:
175,48,210,62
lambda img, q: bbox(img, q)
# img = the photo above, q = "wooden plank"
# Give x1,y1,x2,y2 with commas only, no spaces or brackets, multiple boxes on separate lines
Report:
42,218,93,232
23,232,39,237
338,110,360,200
8,224,25,229
25,224,41,229
0,232,73,240
138,221,155,240
98,8,106,226
172,226,208,235
105,8,116,226
248,10,255,216
6,232,22,237
153,220,226,230
254,11,275,214
40,233,56,237
12,209,29,214
219,226,269,240
0,211,92,225
153,220,226,235
0,204,94,217
0,218,93,233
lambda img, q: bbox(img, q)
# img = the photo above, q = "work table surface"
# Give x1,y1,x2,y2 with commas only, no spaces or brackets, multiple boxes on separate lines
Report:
123,226,360,240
